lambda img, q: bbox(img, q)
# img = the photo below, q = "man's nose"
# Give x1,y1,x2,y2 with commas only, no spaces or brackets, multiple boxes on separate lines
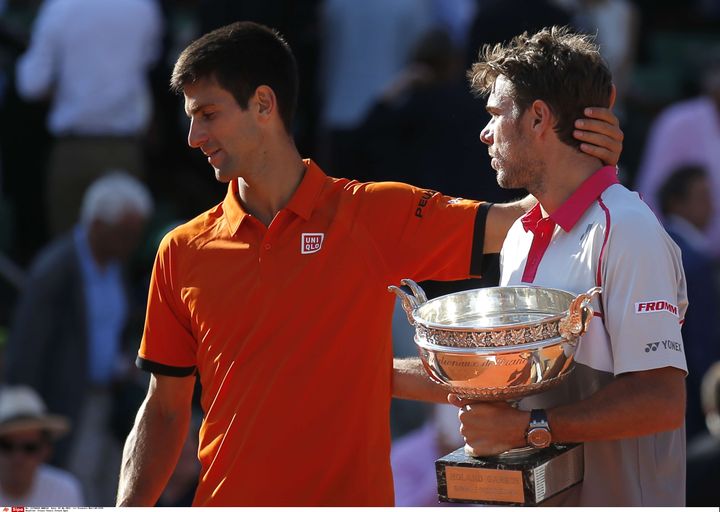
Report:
187,119,207,148
480,124,493,146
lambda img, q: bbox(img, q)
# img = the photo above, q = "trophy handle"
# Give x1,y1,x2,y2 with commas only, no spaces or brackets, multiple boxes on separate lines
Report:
559,286,602,341
400,278,428,305
388,279,428,326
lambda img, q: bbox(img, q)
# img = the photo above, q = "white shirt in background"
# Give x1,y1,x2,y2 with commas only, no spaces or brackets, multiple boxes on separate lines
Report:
16,0,163,136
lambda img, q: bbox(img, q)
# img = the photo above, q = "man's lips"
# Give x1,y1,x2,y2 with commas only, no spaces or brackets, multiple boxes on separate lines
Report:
203,148,222,165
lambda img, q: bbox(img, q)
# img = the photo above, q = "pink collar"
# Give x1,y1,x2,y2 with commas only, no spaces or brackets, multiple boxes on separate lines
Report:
521,165,619,233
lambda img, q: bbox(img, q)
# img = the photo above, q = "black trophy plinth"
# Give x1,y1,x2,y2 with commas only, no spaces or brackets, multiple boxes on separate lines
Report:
436,444,583,505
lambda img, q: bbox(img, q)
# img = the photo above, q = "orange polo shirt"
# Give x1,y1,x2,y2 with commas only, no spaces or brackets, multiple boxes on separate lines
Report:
137,159,488,506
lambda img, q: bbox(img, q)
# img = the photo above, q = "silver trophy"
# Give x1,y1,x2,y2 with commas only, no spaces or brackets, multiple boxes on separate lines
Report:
389,279,601,505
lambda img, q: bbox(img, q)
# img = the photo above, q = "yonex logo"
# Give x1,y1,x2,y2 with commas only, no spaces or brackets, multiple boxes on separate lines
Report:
301,233,324,254
645,340,683,353
635,300,678,316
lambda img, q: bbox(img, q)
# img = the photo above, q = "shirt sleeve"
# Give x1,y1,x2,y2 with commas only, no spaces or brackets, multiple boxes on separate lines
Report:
601,209,688,376
351,181,488,284
15,1,62,100
136,232,197,377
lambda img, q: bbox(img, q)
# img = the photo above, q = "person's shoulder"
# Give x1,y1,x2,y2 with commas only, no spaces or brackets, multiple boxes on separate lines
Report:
655,96,714,128
327,177,424,205
37,463,80,486
601,185,680,252
157,203,226,253
36,464,84,505
28,233,78,279
600,184,661,224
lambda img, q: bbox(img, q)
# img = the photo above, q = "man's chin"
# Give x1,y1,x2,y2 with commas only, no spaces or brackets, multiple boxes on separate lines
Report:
213,167,234,183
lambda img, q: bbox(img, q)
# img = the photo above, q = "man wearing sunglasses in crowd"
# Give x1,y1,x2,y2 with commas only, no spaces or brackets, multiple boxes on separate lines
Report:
0,386,83,506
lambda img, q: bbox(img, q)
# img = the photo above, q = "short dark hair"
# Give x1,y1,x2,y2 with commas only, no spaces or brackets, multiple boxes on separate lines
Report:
658,164,708,215
171,21,298,132
468,26,612,149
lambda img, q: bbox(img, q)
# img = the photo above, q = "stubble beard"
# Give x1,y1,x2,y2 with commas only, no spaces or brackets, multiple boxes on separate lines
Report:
495,153,545,193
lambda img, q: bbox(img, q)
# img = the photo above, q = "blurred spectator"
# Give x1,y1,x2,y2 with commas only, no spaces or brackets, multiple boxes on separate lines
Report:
318,0,435,176
559,0,639,118
3,172,153,505
428,0,477,51
353,28,518,202
686,361,720,506
15,0,162,236
0,385,83,506
464,0,572,67
658,165,720,440
391,404,463,506
635,61,720,255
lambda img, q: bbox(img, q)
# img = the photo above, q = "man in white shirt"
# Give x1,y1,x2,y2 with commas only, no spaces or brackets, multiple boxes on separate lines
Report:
0,386,84,506
15,0,162,235
454,26,688,506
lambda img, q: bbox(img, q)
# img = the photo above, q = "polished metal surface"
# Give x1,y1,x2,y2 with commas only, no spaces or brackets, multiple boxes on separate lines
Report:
388,279,601,400
416,335,574,400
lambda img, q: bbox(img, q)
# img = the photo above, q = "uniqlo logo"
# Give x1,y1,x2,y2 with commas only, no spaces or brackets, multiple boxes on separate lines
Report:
301,233,324,254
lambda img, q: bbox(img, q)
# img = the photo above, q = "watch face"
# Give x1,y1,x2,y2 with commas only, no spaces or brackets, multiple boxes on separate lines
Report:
527,427,552,448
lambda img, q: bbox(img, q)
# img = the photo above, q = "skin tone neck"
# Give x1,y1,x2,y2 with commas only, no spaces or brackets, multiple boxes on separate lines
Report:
531,124,605,215
236,130,305,227
519,88,616,215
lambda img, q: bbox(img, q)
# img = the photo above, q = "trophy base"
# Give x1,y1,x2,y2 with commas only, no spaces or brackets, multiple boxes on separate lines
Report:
436,443,583,505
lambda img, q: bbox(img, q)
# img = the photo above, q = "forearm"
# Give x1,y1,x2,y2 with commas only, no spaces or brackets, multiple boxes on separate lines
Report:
484,195,537,253
548,367,686,443
392,357,450,403
116,392,191,505
456,366,686,455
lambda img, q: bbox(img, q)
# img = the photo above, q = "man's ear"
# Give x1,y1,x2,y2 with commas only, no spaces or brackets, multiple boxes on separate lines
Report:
529,99,553,135
608,83,617,109
254,85,276,120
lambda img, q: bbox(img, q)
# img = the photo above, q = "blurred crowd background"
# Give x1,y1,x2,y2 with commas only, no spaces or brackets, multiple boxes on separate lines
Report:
0,0,718,507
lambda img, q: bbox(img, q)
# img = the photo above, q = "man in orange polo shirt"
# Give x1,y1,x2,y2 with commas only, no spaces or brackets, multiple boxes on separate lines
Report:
116,22,623,506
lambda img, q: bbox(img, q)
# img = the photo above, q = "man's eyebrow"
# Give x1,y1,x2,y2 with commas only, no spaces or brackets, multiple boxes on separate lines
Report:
186,102,214,117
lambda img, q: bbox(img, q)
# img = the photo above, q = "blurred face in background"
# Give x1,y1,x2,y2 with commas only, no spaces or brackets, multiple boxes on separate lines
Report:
90,211,147,265
0,430,50,494
676,174,714,231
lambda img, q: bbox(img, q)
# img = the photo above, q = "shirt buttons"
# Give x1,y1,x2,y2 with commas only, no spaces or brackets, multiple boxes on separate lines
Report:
264,243,271,250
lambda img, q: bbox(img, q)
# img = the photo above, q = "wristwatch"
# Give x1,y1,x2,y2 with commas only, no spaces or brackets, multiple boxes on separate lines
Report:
526,409,552,449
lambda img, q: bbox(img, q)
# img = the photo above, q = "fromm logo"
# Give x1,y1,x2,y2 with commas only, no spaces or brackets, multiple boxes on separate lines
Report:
635,300,678,316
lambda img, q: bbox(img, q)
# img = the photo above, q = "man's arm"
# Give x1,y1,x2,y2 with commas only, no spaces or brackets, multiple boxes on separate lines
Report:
392,357,451,403
452,366,685,455
116,373,195,506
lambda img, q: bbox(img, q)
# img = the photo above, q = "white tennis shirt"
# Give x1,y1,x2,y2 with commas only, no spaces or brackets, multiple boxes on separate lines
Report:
501,165,688,506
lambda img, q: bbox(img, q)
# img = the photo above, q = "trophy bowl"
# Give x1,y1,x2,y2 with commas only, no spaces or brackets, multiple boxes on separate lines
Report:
388,280,601,401
388,279,602,505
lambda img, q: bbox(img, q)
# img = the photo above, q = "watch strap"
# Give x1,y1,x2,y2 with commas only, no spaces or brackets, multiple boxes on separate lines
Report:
529,408,549,427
